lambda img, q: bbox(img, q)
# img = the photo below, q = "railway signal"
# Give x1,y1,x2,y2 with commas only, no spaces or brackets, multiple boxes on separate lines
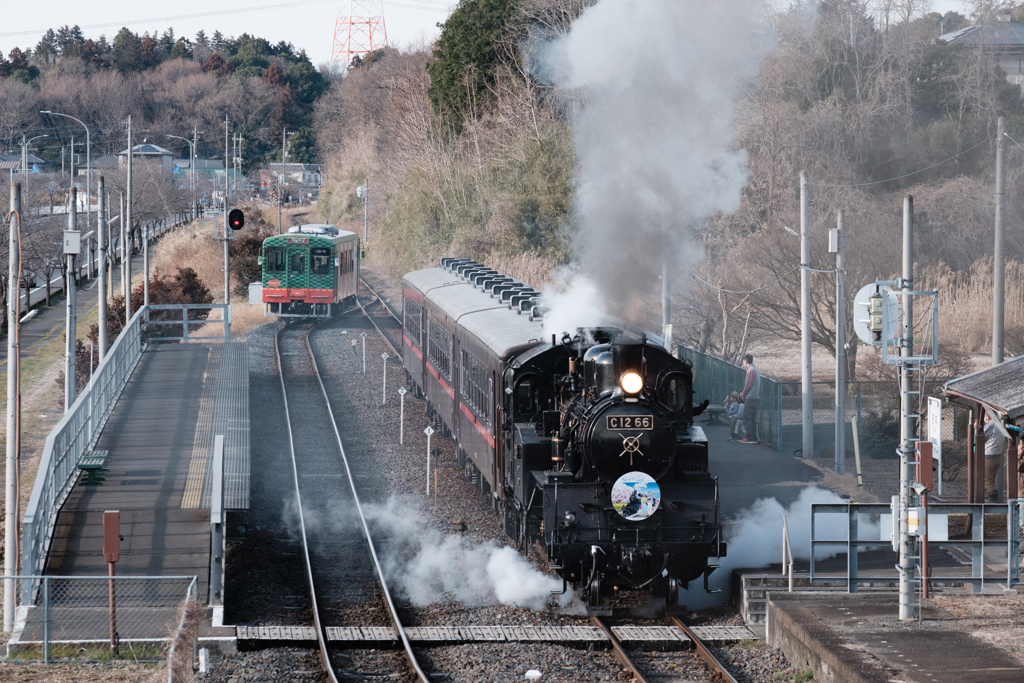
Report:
228,208,245,230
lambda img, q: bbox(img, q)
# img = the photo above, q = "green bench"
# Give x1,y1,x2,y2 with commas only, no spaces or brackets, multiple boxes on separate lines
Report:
702,405,728,426
78,450,109,485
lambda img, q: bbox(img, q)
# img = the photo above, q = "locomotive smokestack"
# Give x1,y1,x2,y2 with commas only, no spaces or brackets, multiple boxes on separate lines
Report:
612,343,645,381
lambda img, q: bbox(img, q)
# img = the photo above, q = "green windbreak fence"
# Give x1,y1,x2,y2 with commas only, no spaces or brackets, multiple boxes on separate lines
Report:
678,345,783,452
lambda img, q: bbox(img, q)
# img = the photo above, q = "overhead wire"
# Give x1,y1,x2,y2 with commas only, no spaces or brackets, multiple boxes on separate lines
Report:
809,134,995,188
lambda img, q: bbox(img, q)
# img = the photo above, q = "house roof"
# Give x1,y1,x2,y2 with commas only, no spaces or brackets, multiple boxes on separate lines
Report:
80,155,119,169
118,144,172,157
940,19,1024,47
0,154,47,165
0,161,20,170
944,356,1024,419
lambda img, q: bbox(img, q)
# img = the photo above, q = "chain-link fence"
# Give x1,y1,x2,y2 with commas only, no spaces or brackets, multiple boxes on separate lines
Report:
679,346,971,472
4,575,197,663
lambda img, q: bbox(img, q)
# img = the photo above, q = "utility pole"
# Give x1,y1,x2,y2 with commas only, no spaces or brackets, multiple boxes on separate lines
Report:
125,118,133,323
5,182,21,633
993,116,1006,365
831,211,846,475
800,171,814,459
362,176,369,243
661,255,671,336
192,126,199,220
97,177,107,359
224,116,230,306
899,195,915,621
65,188,78,412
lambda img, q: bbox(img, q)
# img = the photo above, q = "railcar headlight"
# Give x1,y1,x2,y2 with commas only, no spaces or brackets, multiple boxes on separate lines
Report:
620,371,643,395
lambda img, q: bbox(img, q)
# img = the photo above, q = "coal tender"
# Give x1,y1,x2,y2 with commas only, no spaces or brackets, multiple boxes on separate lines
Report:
401,259,725,613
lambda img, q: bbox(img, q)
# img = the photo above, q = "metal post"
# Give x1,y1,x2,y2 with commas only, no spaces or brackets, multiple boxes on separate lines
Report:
425,425,434,495
662,254,671,335
993,116,1006,365
144,221,149,307
382,352,389,404
97,177,107,359
4,183,20,633
363,176,369,243
224,116,230,306
399,387,407,444
125,119,133,323
210,435,224,605
66,188,77,412
800,171,814,459
42,576,50,662
362,332,367,374
899,194,915,621
834,210,846,475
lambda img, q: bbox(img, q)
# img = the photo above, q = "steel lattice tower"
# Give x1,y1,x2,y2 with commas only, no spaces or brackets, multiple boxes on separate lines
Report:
330,0,388,71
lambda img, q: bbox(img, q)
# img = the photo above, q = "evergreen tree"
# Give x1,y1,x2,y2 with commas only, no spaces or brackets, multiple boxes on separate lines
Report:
113,27,145,72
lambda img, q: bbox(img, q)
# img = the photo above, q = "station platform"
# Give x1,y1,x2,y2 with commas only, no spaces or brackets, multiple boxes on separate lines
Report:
43,342,250,602
766,591,1024,683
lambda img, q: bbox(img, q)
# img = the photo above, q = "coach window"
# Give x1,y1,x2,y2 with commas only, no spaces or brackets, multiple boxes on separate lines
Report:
289,250,307,275
265,247,286,274
311,247,332,275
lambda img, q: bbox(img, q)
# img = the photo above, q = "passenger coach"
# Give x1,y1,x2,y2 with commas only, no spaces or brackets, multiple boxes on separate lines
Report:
260,224,359,317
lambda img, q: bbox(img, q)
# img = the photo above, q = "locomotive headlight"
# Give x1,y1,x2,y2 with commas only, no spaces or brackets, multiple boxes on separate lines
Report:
620,371,643,395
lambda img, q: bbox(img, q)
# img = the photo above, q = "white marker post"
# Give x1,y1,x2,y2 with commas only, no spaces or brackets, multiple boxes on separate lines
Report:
351,339,357,357
398,387,407,444
361,332,367,374
424,425,434,495
381,352,389,405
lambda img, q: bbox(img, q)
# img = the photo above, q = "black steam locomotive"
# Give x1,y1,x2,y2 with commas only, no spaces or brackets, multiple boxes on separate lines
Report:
402,259,725,612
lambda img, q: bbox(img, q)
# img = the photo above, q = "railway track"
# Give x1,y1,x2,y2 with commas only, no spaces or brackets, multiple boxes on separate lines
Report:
591,615,741,683
357,277,403,355
275,321,429,682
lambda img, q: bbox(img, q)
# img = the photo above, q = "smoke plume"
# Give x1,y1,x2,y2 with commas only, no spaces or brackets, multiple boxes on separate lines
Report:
534,0,770,327
365,496,571,611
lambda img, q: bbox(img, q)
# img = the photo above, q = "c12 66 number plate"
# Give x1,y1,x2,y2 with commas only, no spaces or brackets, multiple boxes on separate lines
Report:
606,415,652,430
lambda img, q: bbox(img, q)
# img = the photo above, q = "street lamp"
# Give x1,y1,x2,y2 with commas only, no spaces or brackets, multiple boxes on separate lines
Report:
167,133,197,220
20,134,48,200
40,111,90,234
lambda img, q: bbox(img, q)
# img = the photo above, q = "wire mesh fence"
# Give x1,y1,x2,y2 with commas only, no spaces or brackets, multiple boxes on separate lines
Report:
4,575,197,663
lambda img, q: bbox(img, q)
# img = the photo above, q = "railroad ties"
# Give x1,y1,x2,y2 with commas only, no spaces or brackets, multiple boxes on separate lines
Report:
236,624,757,647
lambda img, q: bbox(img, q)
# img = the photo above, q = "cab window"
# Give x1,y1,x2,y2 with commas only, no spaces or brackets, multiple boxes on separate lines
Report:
289,251,307,275
659,372,688,411
514,377,540,420
311,247,331,275
265,247,286,274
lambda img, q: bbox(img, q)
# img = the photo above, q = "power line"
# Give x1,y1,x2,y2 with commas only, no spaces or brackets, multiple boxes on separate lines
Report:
687,265,799,295
810,134,995,188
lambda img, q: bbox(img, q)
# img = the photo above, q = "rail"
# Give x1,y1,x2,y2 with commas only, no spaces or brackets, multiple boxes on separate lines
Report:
21,303,229,604
670,617,740,683
590,616,648,683
356,280,400,357
276,326,427,682
810,501,1022,592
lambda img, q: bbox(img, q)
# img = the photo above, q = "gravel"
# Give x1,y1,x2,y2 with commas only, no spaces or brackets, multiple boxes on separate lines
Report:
208,280,807,682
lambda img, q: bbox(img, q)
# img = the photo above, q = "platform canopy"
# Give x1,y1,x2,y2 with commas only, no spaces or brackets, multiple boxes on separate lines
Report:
944,356,1024,420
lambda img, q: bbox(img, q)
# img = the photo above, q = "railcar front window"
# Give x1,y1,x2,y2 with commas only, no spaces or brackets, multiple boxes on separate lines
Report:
289,251,307,275
311,247,331,275
265,247,286,274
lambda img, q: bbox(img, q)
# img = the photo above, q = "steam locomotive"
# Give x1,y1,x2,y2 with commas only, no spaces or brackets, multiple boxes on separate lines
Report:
402,259,725,612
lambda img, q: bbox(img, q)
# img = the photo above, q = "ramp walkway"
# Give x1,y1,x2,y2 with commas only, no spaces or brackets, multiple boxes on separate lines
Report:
20,306,248,614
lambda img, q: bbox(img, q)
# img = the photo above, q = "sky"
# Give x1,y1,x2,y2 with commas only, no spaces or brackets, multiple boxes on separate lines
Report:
0,0,454,68
0,0,978,70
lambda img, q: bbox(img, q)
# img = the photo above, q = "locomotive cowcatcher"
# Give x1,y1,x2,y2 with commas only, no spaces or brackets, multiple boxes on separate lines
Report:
402,259,725,612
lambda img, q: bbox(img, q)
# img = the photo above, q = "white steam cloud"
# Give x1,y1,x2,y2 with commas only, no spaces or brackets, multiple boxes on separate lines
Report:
533,0,771,325
365,497,571,611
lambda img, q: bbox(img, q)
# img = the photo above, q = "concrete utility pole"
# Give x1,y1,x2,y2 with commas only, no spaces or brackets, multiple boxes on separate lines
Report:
899,195,915,621
125,118,133,323
832,211,846,475
5,182,21,633
65,187,78,412
224,116,230,306
661,255,671,337
363,176,369,243
993,116,1006,365
800,171,814,459
97,176,107,359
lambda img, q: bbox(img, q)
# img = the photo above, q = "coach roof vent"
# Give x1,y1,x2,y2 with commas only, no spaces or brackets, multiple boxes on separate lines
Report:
529,304,549,321
288,224,339,235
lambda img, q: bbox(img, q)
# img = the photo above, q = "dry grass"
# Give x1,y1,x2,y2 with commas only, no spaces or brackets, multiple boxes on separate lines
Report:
0,661,160,682
230,303,272,338
918,257,1024,356
151,218,230,302
168,597,204,682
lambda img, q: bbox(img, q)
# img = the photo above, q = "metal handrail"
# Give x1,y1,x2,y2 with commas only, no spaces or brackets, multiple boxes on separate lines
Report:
782,515,794,592
20,305,147,602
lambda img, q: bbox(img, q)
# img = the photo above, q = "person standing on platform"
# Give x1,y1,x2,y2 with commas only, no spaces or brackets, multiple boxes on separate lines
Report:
984,412,1005,503
739,354,760,444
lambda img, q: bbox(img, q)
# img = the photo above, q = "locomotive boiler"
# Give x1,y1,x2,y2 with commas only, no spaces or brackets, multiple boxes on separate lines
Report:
402,259,724,612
